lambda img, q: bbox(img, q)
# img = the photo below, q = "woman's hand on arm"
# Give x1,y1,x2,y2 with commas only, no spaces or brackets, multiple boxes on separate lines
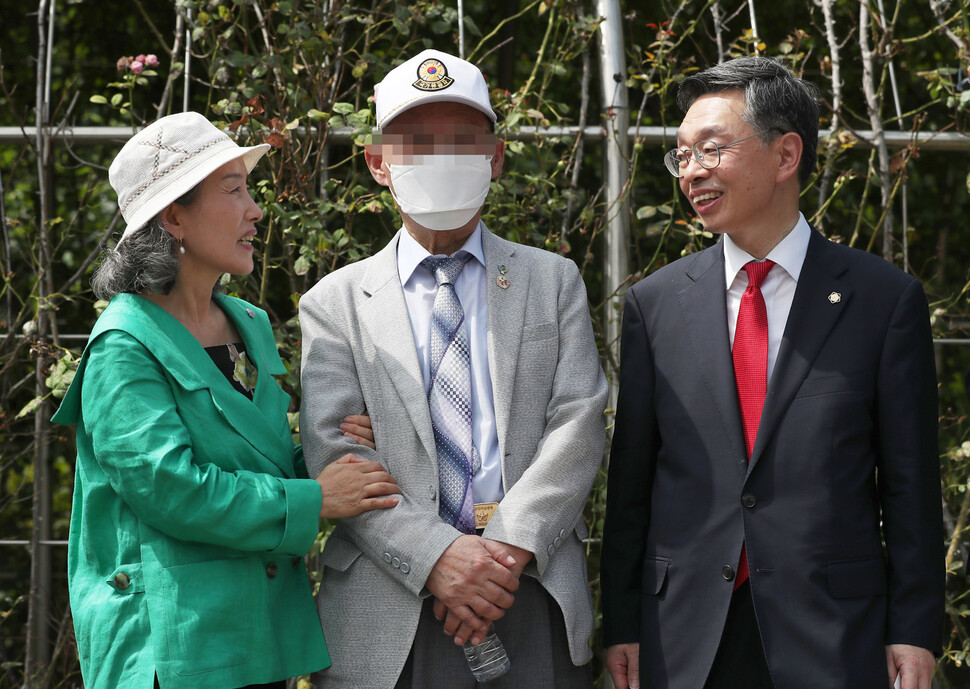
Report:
339,413,375,450
315,454,399,518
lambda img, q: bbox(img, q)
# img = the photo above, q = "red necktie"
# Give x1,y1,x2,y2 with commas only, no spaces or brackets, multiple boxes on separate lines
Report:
732,259,774,589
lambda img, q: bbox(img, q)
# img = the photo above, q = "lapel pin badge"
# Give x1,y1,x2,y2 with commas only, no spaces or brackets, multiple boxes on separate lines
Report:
497,275,511,290
497,264,509,275
827,292,841,304
246,308,256,318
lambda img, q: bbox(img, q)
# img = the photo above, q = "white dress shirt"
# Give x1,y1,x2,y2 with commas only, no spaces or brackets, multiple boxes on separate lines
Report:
724,213,811,383
397,222,504,504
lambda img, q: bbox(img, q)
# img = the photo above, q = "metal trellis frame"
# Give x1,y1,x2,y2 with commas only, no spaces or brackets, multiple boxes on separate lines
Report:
5,2,970,684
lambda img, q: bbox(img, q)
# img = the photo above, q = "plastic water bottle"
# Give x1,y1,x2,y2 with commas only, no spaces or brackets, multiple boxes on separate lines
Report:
463,629,511,682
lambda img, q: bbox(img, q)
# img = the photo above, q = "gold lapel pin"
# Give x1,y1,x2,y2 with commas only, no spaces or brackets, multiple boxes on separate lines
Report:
827,292,841,304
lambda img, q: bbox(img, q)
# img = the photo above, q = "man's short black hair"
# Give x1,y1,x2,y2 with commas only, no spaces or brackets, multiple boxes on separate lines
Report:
677,57,820,184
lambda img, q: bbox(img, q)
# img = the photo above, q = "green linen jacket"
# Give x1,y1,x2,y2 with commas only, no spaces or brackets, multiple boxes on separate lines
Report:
52,293,330,689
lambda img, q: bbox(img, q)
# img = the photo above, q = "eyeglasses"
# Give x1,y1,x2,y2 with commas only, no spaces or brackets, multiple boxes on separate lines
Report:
663,132,765,178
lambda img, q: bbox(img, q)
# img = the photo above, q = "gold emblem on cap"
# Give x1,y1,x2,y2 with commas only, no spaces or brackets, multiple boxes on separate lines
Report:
828,292,841,304
413,58,454,92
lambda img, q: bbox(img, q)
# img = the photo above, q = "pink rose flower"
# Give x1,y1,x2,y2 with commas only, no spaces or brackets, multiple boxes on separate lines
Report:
130,61,144,75
135,54,146,63
145,54,159,68
116,56,132,71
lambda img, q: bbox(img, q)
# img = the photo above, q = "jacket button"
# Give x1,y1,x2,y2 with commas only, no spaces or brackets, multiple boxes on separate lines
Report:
401,562,411,574
392,557,401,569
559,529,566,538
547,544,555,556
553,536,562,548
266,562,278,579
721,565,735,582
384,552,393,564
113,573,130,590
741,494,757,508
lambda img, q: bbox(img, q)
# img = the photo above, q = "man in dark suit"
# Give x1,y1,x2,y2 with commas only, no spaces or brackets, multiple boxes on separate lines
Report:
602,57,943,689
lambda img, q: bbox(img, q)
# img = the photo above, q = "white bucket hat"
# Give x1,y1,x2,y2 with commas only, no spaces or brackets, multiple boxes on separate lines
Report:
374,49,496,129
108,111,270,245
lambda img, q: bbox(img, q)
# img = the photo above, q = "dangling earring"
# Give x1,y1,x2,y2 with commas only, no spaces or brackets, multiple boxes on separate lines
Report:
178,236,185,255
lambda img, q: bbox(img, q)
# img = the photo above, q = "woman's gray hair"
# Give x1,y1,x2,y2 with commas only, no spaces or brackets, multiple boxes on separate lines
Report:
676,56,820,184
90,217,181,301
91,182,202,301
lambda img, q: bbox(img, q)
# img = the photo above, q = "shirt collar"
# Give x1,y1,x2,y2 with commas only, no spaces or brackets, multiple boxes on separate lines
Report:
723,212,811,288
397,221,486,287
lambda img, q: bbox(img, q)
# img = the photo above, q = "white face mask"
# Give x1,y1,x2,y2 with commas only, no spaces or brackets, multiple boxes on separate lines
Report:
385,155,493,231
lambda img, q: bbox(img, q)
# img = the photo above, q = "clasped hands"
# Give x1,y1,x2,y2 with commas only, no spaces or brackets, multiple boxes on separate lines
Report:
314,414,534,647
426,535,533,646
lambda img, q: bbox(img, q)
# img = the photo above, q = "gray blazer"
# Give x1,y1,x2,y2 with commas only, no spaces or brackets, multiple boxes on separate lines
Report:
299,225,608,689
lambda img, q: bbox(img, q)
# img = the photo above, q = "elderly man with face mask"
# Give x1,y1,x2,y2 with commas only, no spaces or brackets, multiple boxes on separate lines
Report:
298,50,608,689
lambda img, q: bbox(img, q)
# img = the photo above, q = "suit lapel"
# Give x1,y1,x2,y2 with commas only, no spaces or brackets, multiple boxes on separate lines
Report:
358,233,437,462
211,295,297,475
482,229,526,461
747,230,850,472
104,295,297,475
676,245,747,467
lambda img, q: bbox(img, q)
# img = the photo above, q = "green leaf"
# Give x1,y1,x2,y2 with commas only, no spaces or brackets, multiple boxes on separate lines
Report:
636,205,658,220
89,95,108,104
463,15,482,37
294,255,311,276
16,397,43,420
332,102,354,115
45,352,78,399
110,93,123,107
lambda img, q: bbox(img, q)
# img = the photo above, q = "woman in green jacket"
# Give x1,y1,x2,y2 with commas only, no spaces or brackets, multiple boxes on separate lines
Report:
52,112,399,689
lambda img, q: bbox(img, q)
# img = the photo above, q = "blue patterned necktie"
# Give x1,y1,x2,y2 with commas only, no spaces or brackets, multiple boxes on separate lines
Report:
424,252,478,534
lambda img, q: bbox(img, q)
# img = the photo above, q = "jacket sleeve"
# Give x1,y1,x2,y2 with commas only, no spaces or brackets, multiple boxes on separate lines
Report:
80,330,322,557
480,258,609,574
299,289,462,596
876,278,944,654
601,285,656,647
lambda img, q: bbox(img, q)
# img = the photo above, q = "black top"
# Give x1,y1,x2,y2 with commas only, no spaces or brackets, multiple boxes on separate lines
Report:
204,342,257,400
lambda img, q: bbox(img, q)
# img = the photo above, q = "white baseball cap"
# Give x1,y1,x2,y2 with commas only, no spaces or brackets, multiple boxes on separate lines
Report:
108,111,269,245
374,49,497,129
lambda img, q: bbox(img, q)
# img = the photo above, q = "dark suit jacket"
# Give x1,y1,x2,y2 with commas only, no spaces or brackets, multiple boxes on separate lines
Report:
601,230,943,689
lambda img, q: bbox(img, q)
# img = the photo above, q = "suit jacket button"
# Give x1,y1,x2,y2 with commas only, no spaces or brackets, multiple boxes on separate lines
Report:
384,552,393,564
392,557,401,569
554,536,562,548
401,562,411,574
547,544,555,556
113,572,130,590
721,565,735,582
742,494,757,508
559,529,566,538
266,562,278,579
